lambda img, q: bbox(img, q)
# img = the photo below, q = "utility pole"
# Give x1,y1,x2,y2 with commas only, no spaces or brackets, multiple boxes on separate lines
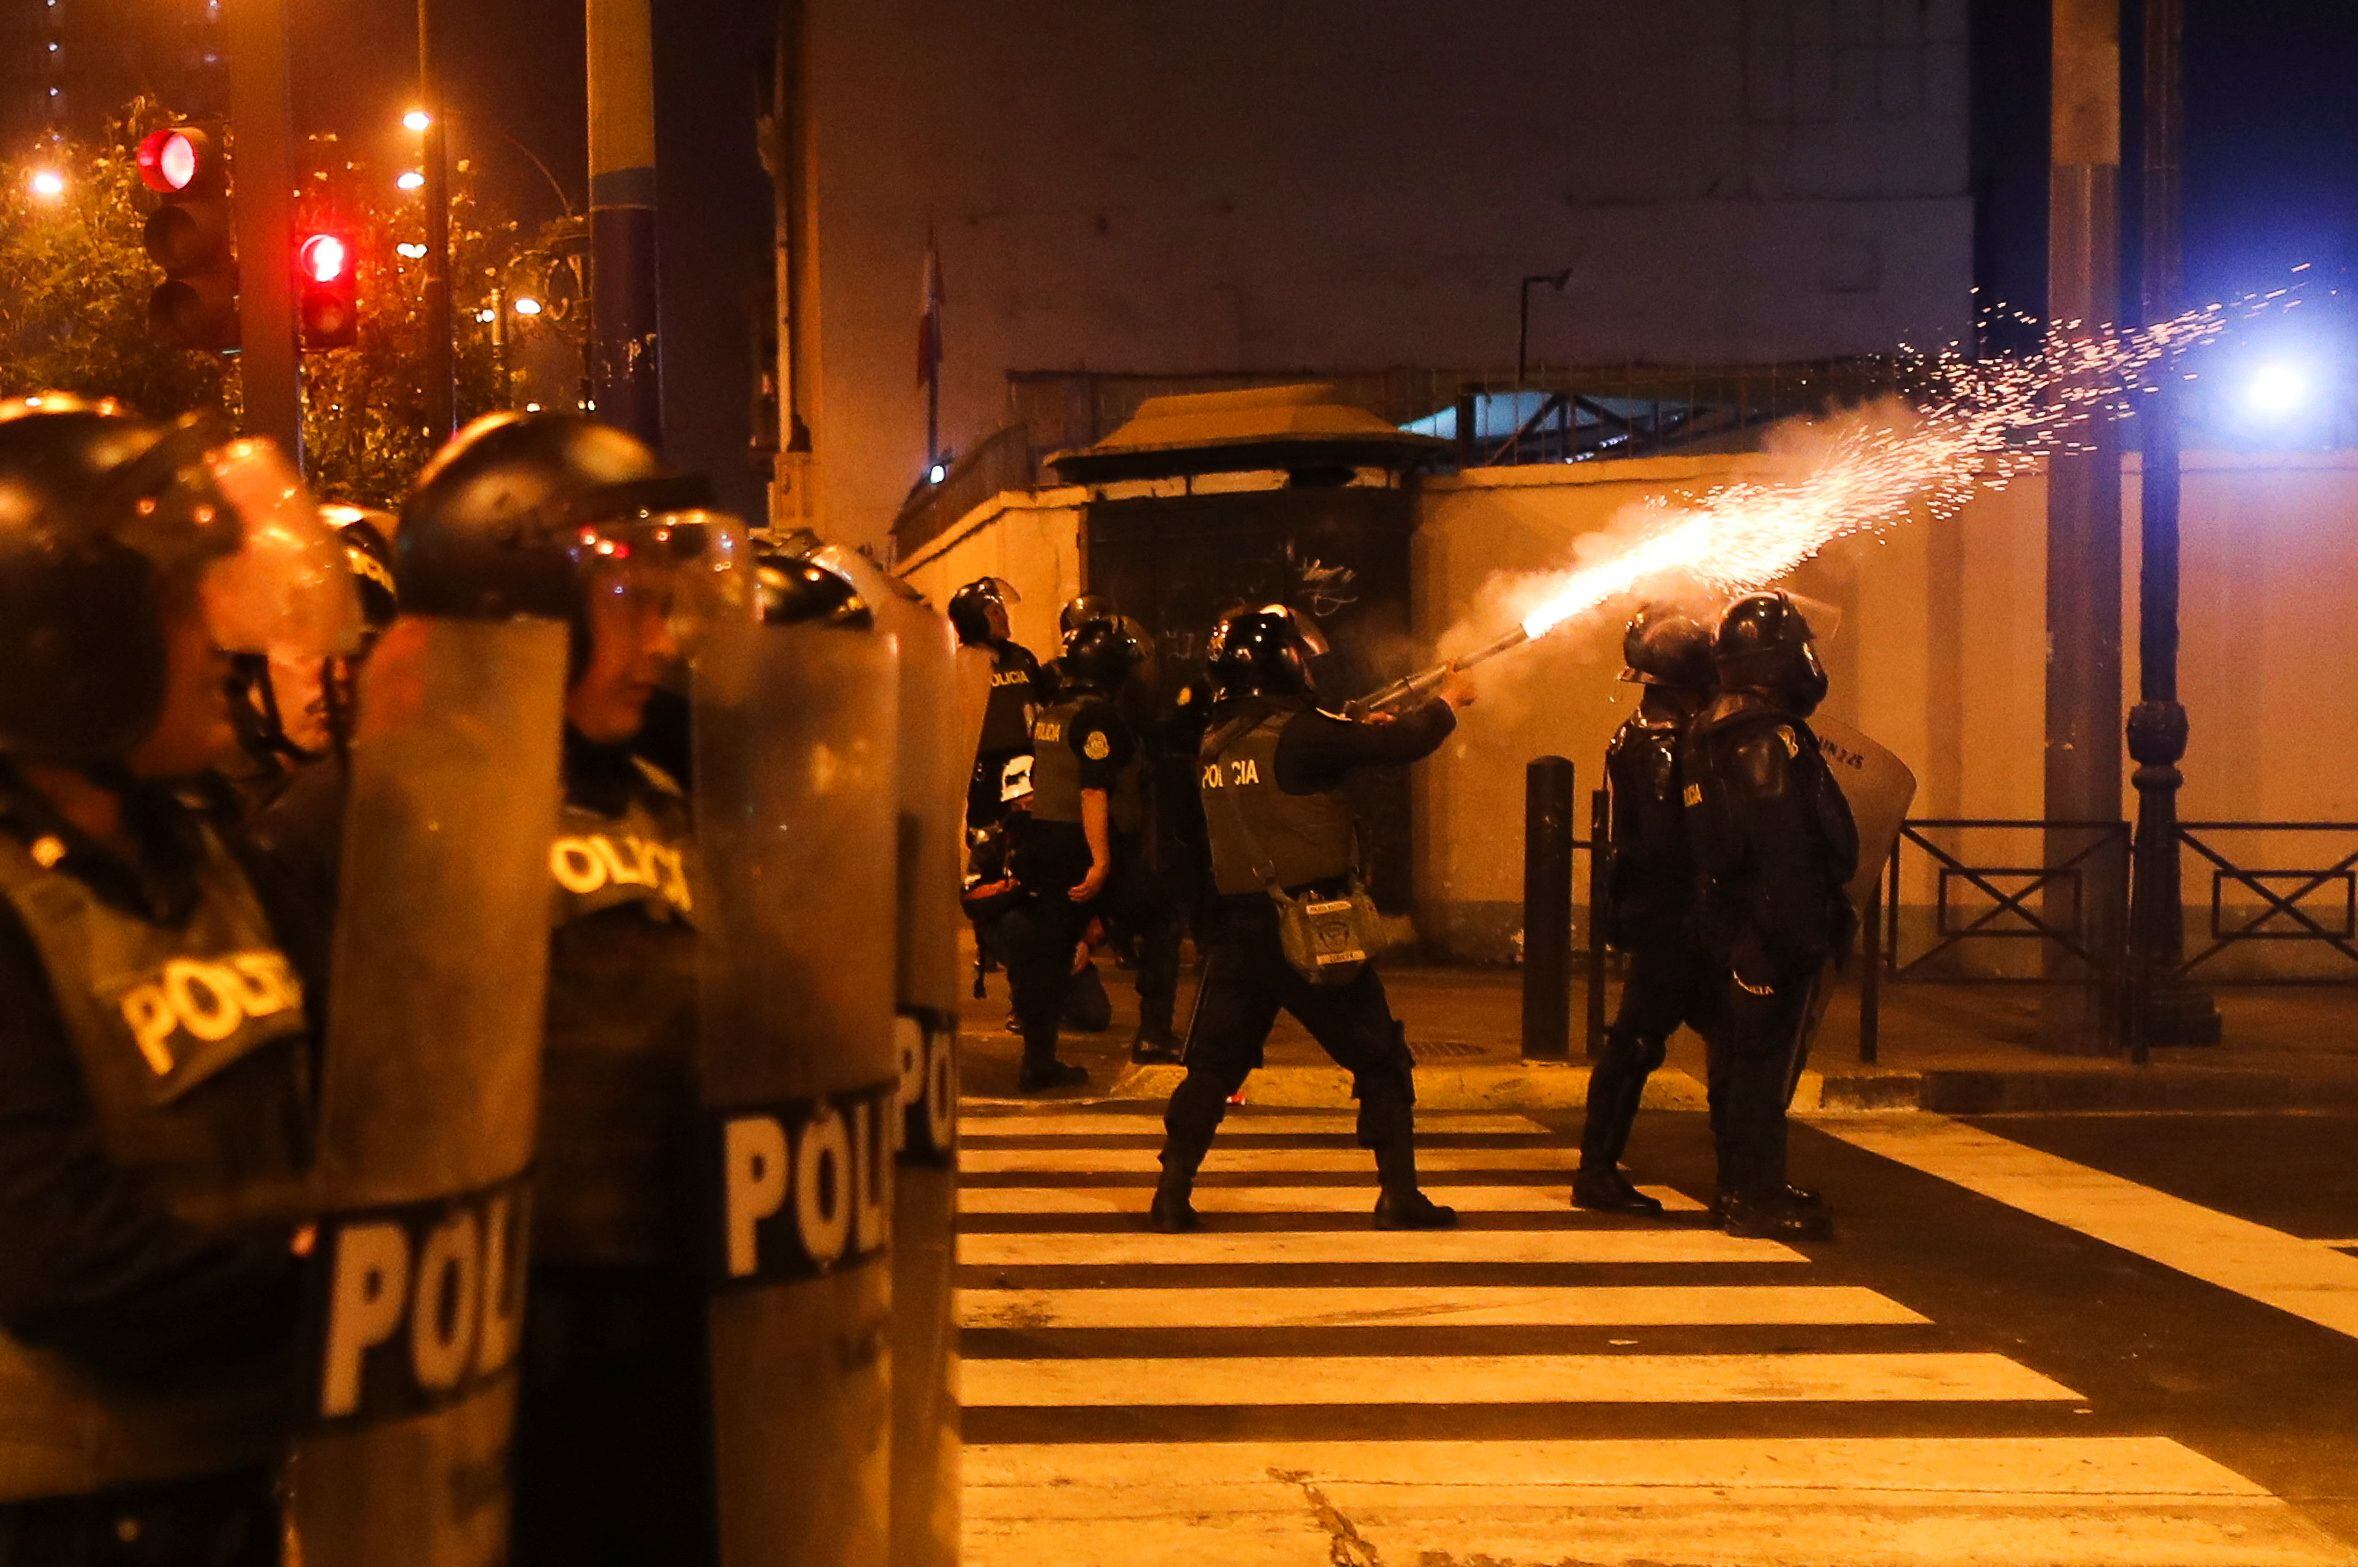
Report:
765,0,817,528
2126,0,2221,1052
588,0,662,443
2043,0,2126,1053
223,0,302,462
1517,270,1570,388
419,0,456,442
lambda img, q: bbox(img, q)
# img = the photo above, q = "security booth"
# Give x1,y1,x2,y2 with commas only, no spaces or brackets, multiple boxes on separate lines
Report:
1047,384,1445,910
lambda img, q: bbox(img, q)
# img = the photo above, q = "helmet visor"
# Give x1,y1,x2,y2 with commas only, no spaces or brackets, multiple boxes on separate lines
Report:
574,508,756,648
1778,589,1842,645
192,439,364,660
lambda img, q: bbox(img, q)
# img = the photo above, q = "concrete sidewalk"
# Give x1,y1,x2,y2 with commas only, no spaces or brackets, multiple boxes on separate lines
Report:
960,948,2358,1114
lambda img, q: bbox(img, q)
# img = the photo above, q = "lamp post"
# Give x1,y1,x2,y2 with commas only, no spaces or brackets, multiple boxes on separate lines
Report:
2126,0,2221,1053
1517,269,1571,387
417,0,455,441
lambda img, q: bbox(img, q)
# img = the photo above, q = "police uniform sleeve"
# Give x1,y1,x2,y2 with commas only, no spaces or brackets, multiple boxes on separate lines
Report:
0,904,302,1381
1273,697,1457,795
1070,702,1136,791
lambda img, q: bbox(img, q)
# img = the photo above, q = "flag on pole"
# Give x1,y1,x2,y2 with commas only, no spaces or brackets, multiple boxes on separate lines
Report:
917,230,944,387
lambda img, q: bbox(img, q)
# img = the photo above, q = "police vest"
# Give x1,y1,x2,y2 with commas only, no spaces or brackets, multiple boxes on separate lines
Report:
1680,699,1858,957
541,763,701,1267
977,644,1039,754
0,820,309,1502
1199,704,1357,897
1028,696,1095,826
1602,708,1699,948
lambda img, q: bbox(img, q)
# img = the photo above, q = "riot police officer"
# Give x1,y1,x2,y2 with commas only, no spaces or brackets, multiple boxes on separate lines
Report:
1574,604,1717,1216
222,504,400,805
1001,614,1153,1090
0,398,358,1565
1682,591,1857,1242
1150,606,1472,1233
950,576,1045,833
343,412,747,1563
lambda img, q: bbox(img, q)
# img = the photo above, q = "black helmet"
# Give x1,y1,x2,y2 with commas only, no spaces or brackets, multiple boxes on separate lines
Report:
947,576,1016,645
1058,615,1145,693
751,527,872,628
1205,606,1315,702
322,503,400,639
399,412,745,624
1620,603,1714,692
0,397,357,764
1714,590,1828,715
1058,592,1117,639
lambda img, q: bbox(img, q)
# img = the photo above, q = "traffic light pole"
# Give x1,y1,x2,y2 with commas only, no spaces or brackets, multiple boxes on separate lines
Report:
420,0,457,442
588,0,663,444
223,0,303,462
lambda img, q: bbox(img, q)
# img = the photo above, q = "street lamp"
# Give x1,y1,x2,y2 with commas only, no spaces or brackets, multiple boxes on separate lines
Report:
396,169,426,192
512,295,544,317
403,108,432,133
27,169,65,201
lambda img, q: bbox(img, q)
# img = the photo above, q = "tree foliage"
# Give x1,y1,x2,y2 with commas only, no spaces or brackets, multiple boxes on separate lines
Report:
0,107,544,506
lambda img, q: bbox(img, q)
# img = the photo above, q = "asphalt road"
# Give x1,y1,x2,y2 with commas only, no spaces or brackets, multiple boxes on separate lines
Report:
958,1101,2358,1565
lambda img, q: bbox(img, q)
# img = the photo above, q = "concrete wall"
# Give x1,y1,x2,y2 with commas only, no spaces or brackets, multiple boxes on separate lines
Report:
807,0,1974,546
896,487,1088,657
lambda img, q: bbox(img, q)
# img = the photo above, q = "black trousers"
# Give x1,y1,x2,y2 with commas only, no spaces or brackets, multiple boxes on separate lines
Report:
513,1267,716,1567
1580,940,1713,1173
0,1472,276,1567
1001,892,1092,1071
1698,972,1816,1199
1100,847,1181,1040
1160,898,1417,1180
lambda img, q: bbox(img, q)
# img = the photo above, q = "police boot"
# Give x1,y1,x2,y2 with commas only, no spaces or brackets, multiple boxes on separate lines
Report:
1130,1028,1184,1064
1018,1058,1090,1092
1148,1164,1200,1232
1572,1166,1665,1216
1720,1188,1833,1242
1371,1140,1458,1230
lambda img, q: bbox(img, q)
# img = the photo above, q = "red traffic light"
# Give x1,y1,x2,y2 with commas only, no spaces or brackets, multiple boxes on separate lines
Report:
299,233,349,285
137,127,214,195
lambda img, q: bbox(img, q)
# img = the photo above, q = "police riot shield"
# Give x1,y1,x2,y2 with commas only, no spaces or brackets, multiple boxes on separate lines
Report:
817,546,969,1567
695,620,901,1567
1787,713,1920,1090
285,616,568,1567
1810,713,1920,921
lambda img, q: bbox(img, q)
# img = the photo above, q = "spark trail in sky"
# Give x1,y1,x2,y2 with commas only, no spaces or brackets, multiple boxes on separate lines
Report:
1506,303,2239,644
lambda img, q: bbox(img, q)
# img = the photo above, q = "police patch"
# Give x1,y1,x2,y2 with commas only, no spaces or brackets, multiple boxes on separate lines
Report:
1082,731,1112,761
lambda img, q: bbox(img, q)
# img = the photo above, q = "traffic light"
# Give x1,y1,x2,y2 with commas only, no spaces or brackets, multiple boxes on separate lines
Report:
296,229,358,349
138,124,238,352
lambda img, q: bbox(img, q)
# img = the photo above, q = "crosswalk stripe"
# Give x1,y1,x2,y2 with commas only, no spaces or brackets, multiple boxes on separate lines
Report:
962,1112,1547,1138
966,1434,2270,1497
961,1351,2082,1407
959,1182,1704,1214
958,1228,1802,1267
958,1283,1929,1330
962,1144,1578,1174
964,1439,2358,1567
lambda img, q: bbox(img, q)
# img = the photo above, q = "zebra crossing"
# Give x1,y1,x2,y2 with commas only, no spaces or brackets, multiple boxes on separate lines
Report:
957,1106,2358,1567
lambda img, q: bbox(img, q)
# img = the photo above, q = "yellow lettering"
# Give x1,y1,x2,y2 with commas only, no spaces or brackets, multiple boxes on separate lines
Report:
591,835,654,889
164,959,241,1044
550,838,606,894
119,985,178,1076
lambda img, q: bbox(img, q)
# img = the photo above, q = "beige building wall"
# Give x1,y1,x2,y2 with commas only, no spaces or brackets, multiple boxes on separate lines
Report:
805,0,1974,548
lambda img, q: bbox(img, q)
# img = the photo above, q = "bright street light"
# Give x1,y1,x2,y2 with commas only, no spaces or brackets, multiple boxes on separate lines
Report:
396,242,428,259
403,109,432,133
27,169,65,201
511,295,544,317
2245,360,2309,417
927,461,949,485
396,170,426,192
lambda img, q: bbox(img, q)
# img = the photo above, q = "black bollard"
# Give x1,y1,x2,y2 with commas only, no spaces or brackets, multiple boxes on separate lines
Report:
1586,787,1612,1061
1522,757,1575,1061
